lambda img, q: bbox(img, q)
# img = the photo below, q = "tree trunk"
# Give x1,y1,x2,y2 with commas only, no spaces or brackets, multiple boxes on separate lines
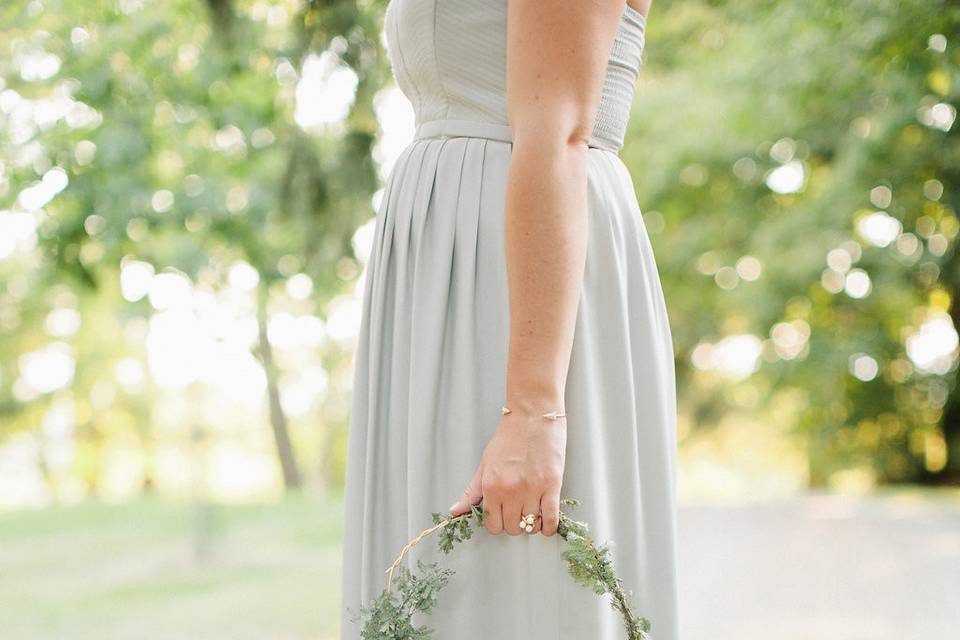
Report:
929,251,960,484
257,287,302,491
316,413,334,491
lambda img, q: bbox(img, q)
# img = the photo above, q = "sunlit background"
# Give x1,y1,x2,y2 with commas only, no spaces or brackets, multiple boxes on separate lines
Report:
1,1,958,639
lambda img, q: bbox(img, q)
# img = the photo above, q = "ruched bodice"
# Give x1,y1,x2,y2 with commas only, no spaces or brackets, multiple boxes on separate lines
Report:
383,0,646,153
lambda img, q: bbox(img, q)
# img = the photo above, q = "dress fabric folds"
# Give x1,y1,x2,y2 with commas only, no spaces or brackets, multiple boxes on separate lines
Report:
339,2,679,639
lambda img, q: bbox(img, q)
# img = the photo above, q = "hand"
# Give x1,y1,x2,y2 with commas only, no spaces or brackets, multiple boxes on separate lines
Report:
448,408,567,536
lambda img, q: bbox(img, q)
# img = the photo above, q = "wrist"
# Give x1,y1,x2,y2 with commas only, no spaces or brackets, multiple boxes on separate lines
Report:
503,383,565,415
504,350,568,414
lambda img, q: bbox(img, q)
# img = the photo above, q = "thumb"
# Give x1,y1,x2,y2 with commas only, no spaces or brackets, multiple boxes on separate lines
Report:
449,464,483,516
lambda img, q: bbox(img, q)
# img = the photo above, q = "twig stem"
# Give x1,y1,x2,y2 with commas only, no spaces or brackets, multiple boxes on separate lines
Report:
383,514,467,592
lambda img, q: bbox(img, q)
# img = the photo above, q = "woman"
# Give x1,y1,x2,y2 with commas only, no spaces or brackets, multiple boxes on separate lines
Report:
340,0,678,638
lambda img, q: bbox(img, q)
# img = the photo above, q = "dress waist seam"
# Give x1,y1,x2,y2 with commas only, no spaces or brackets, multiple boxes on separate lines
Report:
413,118,621,154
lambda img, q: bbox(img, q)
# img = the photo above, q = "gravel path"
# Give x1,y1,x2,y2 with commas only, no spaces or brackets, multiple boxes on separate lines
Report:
677,492,960,640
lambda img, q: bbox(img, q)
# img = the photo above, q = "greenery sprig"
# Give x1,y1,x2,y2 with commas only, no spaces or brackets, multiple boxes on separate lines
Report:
351,498,652,639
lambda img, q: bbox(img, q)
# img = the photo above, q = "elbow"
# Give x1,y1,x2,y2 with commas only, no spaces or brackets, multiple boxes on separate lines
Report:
511,117,594,155
509,100,595,152
564,123,593,149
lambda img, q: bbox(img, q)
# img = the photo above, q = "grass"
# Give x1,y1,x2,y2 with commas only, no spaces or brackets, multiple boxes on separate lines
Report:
2,484,958,639
0,490,346,640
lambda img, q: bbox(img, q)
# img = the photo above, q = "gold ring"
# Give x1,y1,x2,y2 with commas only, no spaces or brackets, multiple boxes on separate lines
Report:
519,512,539,533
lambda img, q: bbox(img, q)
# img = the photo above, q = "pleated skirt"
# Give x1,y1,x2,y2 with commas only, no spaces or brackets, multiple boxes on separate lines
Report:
339,119,679,640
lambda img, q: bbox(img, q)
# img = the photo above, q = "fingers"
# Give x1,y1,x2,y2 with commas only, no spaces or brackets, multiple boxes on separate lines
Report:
477,468,563,537
540,485,561,536
483,499,504,535
481,469,504,534
449,465,483,516
502,496,523,536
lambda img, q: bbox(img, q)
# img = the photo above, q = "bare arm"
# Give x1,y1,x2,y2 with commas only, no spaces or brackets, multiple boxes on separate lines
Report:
449,0,632,538
502,0,627,417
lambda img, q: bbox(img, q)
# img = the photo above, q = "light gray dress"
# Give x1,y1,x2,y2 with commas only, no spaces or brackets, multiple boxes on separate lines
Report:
339,2,679,639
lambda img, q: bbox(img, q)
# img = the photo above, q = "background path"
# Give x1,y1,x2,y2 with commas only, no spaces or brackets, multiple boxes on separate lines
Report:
678,491,960,639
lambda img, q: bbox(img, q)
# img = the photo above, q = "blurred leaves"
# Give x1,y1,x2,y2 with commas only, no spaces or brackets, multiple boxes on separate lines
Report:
632,0,960,484
1,0,959,501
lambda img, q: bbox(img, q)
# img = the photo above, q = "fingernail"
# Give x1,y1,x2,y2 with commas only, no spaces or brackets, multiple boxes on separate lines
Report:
448,501,459,513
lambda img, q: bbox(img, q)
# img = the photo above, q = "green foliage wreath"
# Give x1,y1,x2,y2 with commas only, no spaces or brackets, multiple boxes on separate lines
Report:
352,498,653,639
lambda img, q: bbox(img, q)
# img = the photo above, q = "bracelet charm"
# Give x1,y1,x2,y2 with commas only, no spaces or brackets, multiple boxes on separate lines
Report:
501,406,566,421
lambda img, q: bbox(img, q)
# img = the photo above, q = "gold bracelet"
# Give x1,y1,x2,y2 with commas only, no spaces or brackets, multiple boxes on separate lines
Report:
501,406,566,421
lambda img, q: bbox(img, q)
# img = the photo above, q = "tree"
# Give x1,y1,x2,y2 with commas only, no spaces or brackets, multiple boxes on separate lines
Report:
631,0,960,484
0,0,389,492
